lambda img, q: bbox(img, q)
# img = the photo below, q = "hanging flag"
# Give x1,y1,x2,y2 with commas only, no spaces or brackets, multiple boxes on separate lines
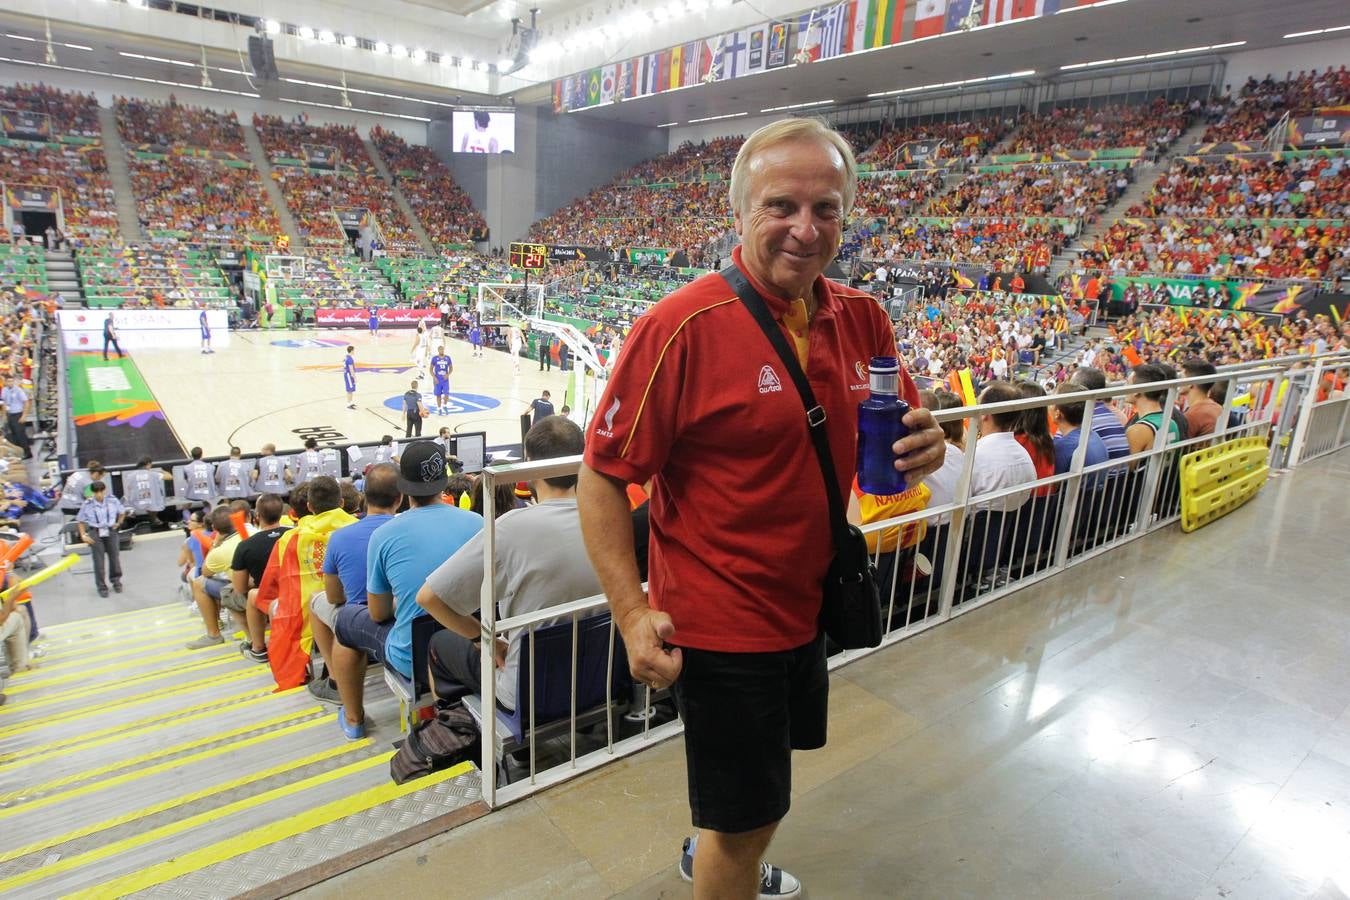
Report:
912,0,946,38
669,45,684,89
798,2,852,61
682,41,703,86
701,35,722,80
870,0,910,44
851,0,870,52
766,21,790,68
984,0,1017,24
641,54,659,95
747,26,766,71
657,49,672,92
1012,0,1062,15
552,80,562,113
586,68,603,105
600,64,616,103
721,30,751,79
944,0,975,32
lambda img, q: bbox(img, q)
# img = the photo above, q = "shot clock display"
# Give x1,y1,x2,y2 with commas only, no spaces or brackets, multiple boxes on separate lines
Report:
509,242,548,272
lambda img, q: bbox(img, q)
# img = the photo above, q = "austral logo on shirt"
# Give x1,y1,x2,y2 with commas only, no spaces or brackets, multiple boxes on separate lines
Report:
758,365,783,394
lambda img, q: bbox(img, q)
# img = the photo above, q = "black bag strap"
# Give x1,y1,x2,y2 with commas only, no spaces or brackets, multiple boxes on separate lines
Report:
720,265,849,552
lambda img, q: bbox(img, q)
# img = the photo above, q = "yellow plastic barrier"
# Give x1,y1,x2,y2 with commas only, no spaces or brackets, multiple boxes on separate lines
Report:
1179,436,1269,533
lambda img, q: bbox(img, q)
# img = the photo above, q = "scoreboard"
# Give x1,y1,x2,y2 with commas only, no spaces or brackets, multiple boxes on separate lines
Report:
509,242,548,272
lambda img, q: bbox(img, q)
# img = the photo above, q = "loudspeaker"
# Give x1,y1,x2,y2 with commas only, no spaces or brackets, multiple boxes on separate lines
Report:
247,35,278,81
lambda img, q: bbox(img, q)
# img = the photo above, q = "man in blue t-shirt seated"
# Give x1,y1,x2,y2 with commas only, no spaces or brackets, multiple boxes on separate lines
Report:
320,444,483,740
1051,382,1109,489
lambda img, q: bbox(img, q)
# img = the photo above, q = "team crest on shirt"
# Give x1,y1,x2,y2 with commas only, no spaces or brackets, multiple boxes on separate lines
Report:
758,365,783,394
855,360,867,381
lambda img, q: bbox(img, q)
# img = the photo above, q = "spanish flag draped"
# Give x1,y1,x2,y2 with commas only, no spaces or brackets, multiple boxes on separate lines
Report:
262,506,358,690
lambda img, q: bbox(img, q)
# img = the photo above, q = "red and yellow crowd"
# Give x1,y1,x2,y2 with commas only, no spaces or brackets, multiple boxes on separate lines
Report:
1201,67,1350,143
369,126,486,248
930,163,1130,218
1007,99,1190,154
1078,219,1349,280
859,118,1011,164
0,83,101,137
863,219,1069,272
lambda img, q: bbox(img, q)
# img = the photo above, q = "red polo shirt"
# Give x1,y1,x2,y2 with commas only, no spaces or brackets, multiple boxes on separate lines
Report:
584,247,918,653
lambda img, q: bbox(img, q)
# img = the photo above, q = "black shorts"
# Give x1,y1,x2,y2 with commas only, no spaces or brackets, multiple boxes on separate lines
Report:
671,630,828,834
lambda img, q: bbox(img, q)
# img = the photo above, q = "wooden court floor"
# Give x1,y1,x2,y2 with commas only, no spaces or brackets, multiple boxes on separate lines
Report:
131,329,577,455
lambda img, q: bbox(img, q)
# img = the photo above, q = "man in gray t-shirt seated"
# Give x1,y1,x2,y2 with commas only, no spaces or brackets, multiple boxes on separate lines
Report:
416,416,599,710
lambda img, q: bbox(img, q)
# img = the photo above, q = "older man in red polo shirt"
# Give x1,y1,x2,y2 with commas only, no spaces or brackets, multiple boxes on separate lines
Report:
579,118,945,899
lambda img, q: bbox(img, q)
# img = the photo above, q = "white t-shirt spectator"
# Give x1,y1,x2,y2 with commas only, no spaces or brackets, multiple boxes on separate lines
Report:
969,431,1037,513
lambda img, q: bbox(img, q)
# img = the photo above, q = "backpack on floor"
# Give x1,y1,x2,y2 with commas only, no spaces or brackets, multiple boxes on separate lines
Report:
389,704,480,785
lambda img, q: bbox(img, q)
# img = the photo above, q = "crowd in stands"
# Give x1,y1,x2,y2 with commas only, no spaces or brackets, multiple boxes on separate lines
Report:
0,83,101,137
127,156,282,242
78,244,236,308
1007,99,1190,154
1201,68,1350,144
370,126,487,248
931,162,1131,219
1078,219,1349,280
853,171,947,222
861,218,1071,272
1127,154,1350,220
115,96,246,151
618,135,743,184
860,117,1012,164
0,142,117,242
529,179,732,254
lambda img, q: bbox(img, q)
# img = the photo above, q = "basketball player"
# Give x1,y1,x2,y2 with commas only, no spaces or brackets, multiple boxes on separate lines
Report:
199,308,214,354
367,304,379,336
459,110,500,153
430,345,453,415
508,326,523,375
343,345,357,409
410,321,431,381
469,322,483,359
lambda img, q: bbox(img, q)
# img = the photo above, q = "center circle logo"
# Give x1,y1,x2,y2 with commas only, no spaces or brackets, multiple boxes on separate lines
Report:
382,392,501,415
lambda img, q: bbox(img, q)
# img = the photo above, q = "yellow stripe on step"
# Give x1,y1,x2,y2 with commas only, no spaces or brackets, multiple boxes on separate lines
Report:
39,602,181,634
0,666,273,739
0,686,279,762
80,759,475,900
0,750,391,895
30,621,205,664
5,642,235,694
0,715,332,821
0,654,242,717
0,739,365,866
0,705,324,804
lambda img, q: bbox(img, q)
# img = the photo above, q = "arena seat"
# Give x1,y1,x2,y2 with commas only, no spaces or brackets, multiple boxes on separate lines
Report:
462,612,631,782
382,614,445,733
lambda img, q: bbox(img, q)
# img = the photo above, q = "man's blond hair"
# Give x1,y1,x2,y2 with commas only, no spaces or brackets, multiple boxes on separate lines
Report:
728,118,858,218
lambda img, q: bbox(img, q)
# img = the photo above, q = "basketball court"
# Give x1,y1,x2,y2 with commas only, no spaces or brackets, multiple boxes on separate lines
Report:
119,328,578,458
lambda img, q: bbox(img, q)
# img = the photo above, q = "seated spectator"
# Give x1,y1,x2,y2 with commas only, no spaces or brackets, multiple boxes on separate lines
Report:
1070,367,1132,460
230,493,291,663
1050,383,1109,480
253,476,354,689
326,444,482,739
307,463,400,705
1013,381,1056,496
919,388,968,525
185,505,245,648
0,576,33,686
1181,358,1223,438
969,381,1038,513
417,417,597,710
1125,363,1182,455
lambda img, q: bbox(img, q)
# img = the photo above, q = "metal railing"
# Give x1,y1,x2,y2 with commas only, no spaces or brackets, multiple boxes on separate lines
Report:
468,349,1350,810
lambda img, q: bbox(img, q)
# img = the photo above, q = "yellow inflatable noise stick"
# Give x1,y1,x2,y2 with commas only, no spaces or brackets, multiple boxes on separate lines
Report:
0,553,79,602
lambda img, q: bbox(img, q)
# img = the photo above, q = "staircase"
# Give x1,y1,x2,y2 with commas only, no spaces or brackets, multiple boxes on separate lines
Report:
242,125,305,250
1048,118,1212,279
43,248,82,307
361,135,437,256
95,106,144,244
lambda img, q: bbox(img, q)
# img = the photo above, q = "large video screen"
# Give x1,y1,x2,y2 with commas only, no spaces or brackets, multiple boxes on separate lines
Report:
452,110,515,154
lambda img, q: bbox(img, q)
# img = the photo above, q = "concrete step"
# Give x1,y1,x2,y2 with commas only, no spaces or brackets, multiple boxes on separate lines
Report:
242,125,305,250
362,135,436,255
95,105,144,244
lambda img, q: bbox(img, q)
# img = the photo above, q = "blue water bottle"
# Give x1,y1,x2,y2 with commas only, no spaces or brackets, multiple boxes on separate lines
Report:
856,356,911,495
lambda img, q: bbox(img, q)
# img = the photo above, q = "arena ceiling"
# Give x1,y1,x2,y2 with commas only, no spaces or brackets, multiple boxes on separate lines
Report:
0,0,1344,127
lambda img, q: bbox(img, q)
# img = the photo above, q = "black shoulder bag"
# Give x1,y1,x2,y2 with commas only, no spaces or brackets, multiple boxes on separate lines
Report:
721,266,883,650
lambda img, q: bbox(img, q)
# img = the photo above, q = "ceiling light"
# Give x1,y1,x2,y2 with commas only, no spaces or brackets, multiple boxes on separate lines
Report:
1057,0,1125,9
657,121,678,127
1283,25,1350,38
127,0,147,8
687,0,709,11
440,52,455,65
467,58,479,68
374,41,389,54
867,69,1035,98
665,1,685,18
318,30,336,43
498,56,514,68
1060,41,1244,70
297,26,315,40
391,44,408,57
4,33,35,42
264,19,281,35
652,6,669,21
341,34,357,47
686,111,748,124
412,48,427,61
760,99,835,112
119,50,196,67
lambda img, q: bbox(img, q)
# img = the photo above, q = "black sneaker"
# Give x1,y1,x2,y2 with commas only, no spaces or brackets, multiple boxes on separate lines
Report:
678,836,801,898
239,641,268,663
